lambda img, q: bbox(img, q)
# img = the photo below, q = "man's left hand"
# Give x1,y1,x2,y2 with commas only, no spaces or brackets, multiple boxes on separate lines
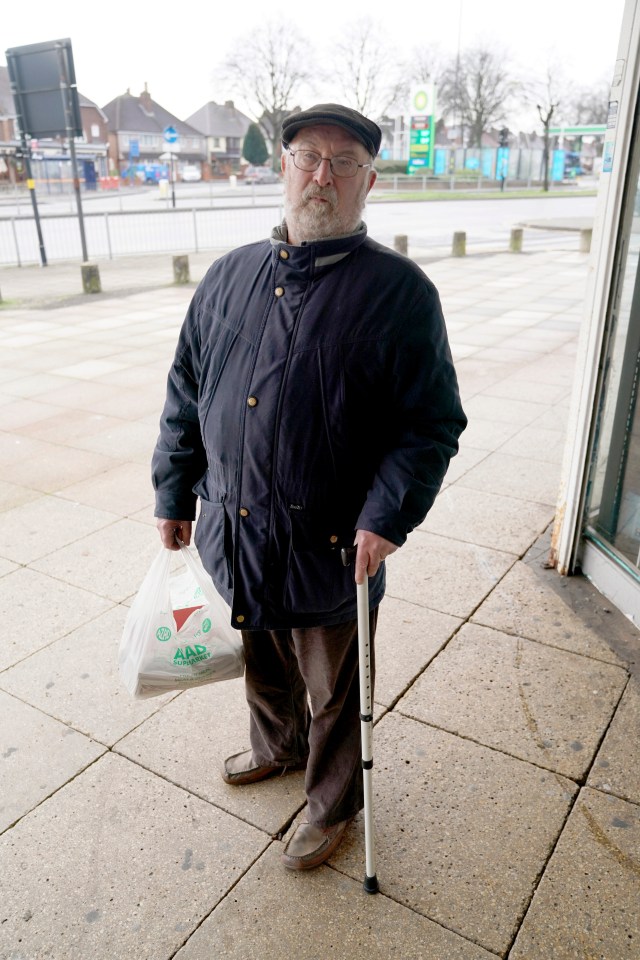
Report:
354,529,398,585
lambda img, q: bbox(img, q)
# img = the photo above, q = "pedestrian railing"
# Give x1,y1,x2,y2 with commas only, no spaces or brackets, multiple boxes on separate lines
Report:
0,204,284,267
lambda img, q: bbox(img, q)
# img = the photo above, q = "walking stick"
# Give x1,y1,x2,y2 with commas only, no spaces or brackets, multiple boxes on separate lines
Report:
342,546,379,894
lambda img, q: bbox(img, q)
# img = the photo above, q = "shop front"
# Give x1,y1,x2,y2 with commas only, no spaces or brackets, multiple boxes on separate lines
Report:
554,0,640,625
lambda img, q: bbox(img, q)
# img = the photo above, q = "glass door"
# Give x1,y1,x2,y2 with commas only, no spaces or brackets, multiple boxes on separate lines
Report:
583,105,640,585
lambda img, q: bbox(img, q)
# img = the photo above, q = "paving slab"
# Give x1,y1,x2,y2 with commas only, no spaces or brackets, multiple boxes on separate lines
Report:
588,678,640,805
456,414,524,451
0,495,119,565
2,443,121,494
440,444,488,488
0,566,113,671
116,679,307,836
460,394,548,428
69,419,158,464
0,689,105,833
0,606,178,745
500,422,569,463
472,561,628,664
483,378,570,407
419,485,554,555
397,622,628,780
385,530,515,619
55,461,156,516
510,787,640,960
17,409,127,445
331,712,576,957
30,517,161,602
174,843,496,960
374,596,461,708
457,451,562,506
0,752,267,960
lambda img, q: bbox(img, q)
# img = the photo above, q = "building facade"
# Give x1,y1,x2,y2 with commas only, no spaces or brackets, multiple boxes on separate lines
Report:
102,85,206,179
186,100,252,175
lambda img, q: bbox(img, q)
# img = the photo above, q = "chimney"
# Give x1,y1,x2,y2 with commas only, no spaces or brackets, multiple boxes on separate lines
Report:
140,82,152,111
224,100,234,109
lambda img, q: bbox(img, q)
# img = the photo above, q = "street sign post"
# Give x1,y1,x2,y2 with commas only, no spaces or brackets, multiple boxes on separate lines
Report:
163,127,179,207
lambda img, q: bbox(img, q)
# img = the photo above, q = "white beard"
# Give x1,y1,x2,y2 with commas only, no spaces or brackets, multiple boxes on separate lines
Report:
284,176,369,243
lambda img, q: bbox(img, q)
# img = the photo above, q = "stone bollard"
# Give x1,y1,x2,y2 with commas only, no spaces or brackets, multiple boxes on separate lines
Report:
452,231,466,257
580,228,593,254
81,262,101,294
173,254,190,284
510,228,523,253
394,234,408,256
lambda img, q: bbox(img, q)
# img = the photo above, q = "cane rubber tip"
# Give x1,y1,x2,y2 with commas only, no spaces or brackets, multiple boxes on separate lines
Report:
363,874,379,894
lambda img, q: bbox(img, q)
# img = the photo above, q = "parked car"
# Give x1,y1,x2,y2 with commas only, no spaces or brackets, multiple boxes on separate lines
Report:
181,165,202,182
244,165,280,184
121,163,169,184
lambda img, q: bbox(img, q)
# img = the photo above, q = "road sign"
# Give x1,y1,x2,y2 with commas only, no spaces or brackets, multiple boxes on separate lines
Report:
163,126,178,144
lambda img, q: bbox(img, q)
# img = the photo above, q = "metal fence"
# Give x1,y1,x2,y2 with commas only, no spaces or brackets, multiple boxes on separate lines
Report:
0,204,284,266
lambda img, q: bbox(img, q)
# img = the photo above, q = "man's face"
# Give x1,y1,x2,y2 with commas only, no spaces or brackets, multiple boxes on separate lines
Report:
281,124,377,245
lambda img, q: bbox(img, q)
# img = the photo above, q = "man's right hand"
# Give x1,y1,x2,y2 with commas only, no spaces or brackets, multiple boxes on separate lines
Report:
156,518,192,550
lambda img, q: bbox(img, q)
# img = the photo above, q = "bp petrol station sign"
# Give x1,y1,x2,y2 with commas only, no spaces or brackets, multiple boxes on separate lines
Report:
408,85,436,174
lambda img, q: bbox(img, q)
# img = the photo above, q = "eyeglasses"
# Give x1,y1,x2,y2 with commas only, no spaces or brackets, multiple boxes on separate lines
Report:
288,149,373,179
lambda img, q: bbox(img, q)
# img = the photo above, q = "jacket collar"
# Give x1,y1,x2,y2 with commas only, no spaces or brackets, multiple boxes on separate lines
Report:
270,221,368,270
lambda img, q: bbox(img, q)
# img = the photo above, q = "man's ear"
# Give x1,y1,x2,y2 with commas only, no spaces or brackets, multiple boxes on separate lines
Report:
281,151,287,174
366,169,377,194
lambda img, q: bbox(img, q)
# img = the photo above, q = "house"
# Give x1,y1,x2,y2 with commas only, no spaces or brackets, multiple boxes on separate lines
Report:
0,66,109,189
102,85,206,178
186,100,252,175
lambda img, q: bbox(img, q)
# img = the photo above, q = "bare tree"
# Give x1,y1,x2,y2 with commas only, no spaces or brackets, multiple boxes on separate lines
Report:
439,46,516,147
329,18,405,119
220,21,315,167
570,79,610,125
524,63,569,191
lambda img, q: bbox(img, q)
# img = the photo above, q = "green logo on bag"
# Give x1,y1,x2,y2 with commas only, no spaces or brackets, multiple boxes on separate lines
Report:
173,644,211,665
202,618,211,633
156,626,172,642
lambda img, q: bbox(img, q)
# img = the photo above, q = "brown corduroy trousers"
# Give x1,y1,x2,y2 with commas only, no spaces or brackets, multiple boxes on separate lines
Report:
241,608,378,829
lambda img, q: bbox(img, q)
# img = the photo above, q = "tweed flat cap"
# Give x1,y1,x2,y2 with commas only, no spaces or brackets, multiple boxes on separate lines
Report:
281,103,381,157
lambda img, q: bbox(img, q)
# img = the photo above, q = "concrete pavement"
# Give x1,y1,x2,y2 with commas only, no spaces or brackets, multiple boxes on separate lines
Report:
0,240,638,960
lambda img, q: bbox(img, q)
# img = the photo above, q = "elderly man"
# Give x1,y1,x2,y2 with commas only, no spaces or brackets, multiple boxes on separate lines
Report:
152,103,466,871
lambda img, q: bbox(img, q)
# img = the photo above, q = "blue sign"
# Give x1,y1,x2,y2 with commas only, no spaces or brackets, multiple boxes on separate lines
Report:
551,149,566,182
129,139,139,158
163,126,178,144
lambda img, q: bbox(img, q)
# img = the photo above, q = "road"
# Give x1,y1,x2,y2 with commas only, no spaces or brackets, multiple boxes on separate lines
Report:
0,184,597,265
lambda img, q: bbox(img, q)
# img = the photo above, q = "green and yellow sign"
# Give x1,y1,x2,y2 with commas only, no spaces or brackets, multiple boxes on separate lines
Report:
408,84,436,174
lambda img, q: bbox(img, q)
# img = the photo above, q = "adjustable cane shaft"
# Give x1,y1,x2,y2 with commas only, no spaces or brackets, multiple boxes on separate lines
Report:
342,547,379,894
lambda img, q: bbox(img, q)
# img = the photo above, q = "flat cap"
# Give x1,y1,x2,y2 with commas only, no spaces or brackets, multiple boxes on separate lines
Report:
281,103,381,157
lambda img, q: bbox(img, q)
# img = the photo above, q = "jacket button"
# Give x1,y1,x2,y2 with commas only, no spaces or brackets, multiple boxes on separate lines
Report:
239,507,250,517
329,535,338,544
247,396,258,407
279,249,289,260
275,286,284,297
236,615,245,623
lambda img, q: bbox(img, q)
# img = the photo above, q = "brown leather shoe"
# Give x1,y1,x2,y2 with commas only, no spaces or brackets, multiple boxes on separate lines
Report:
281,819,350,870
221,749,305,786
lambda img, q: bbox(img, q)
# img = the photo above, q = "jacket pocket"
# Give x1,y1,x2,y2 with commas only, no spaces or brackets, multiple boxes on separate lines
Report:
195,495,232,592
283,508,352,614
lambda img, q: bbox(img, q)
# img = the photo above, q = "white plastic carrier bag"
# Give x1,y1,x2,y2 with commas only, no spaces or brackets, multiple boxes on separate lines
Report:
119,542,244,699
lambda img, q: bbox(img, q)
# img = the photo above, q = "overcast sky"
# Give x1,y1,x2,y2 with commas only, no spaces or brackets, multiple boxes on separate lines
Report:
1,0,626,128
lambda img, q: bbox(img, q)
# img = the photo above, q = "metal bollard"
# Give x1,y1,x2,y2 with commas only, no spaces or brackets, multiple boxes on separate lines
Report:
510,228,523,253
580,228,592,254
173,254,190,284
81,263,101,294
394,234,408,256
452,231,466,257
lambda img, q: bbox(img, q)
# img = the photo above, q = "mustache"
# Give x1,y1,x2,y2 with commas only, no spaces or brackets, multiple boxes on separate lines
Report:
301,185,338,207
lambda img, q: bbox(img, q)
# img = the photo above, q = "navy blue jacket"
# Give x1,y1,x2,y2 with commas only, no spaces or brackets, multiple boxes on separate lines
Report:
152,226,466,629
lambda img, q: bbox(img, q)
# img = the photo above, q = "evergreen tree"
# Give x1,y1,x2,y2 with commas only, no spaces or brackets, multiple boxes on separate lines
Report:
242,123,269,165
